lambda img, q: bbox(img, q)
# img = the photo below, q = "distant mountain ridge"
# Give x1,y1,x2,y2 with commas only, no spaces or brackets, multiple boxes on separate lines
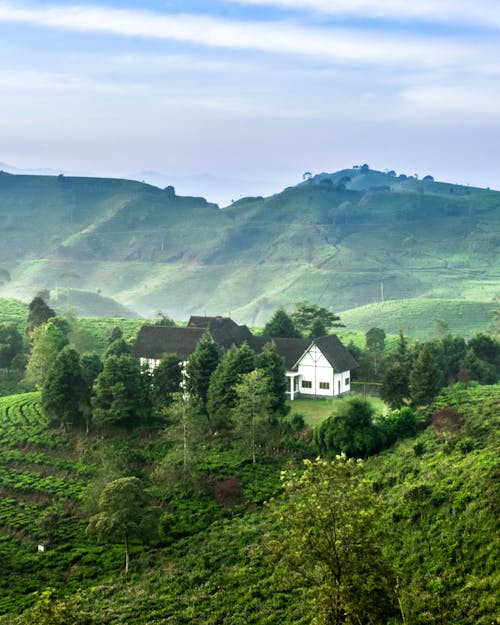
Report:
0,167,498,324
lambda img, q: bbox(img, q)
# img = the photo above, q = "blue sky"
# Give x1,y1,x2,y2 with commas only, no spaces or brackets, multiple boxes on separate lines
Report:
1,0,499,205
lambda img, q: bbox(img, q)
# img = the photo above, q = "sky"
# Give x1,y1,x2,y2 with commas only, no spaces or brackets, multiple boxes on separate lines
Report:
1,0,500,205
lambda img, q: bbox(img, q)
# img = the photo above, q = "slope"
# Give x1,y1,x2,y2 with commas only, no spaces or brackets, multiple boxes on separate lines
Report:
0,169,498,322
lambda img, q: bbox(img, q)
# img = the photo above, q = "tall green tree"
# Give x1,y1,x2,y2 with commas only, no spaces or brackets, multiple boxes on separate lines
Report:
232,369,272,464
26,295,55,330
92,355,152,428
365,327,386,353
409,346,442,406
263,307,301,338
41,346,86,430
86,477,159,574
185,332,220,414
206,343,255,428
269,457,396,625
151,353,182,411
0,322,24,369
380,362,410,409
255,341,288,418
24,320,69,389
291,301,344,337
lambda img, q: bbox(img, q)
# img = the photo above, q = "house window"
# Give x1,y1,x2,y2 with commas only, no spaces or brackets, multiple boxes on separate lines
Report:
319,382,330,390
301,380,312,388
345,378,350,386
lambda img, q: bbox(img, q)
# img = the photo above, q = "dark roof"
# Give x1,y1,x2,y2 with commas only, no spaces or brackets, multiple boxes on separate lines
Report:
248,336,311,370
133,321,358,373
132,326,205,360
314,334,359,371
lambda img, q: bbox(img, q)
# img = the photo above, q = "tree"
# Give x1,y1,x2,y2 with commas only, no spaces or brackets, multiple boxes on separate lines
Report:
380,362,410,409
263,307,301,338
206,343,255,428
26,295,55,330
86,477,159,574
104,338,130,359
269,457,396,625
291,301,344,337
313,397,381,458
0,322,24,369
24,320,68,388
409,346,442,406
232,369,272,464
80,353,103,431
151,353,182,411
255,341,288,418
41,347,86,430
185,332,220,415
92,355,152,428
365,327,386,353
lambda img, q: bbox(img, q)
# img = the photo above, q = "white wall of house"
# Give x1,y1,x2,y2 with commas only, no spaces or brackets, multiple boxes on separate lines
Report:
294,344,350,398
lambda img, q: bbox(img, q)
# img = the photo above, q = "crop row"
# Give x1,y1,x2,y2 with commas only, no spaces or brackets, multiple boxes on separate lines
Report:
0,497,43,536
0,393,69,449
0,449,93,476
0,467,86,500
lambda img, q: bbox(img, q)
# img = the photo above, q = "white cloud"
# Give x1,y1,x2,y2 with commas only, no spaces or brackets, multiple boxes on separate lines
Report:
400,85,500,117
230,0,500,29
0,2,480,68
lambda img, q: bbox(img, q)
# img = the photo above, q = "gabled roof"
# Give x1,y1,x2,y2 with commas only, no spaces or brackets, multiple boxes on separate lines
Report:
311,334,359,372
133,320,358,373
132,326,205,360
248,336,311,370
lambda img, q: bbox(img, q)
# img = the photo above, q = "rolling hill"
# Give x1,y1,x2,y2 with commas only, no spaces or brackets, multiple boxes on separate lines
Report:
0,167,498,326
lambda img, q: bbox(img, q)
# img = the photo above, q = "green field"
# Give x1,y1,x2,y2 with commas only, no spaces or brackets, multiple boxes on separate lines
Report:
0,384,497,624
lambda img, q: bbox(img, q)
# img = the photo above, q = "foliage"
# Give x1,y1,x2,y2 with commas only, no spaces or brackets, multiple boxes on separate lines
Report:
26,296,55,331
24,321,69,389
0,322,24,369
269,457,396,625
41,347,86,429
104,338,130,359
365,326,386,352
232,369,272,464
262,307,301,338
151,353,182,411
184,332,220,414
291,301,344,337
206,343,255,428
313,396,382,458
91,355,152,428
86,477,159,574
255,341,288,417
409,345,442,406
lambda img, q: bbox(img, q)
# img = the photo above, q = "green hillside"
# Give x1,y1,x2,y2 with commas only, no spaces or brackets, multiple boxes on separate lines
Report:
0,168,498,322
341,298,498,339
0,385,497,624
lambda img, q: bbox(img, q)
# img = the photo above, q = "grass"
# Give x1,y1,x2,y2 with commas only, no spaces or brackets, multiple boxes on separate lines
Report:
288,393,387,427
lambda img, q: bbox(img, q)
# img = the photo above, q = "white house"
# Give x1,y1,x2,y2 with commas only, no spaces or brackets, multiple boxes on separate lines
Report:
132,316,357,400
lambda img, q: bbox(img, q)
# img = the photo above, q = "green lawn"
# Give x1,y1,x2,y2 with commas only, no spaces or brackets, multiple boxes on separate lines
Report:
287,393,387,427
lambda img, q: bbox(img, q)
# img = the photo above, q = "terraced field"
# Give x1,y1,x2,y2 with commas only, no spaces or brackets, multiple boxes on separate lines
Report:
0,393,111,613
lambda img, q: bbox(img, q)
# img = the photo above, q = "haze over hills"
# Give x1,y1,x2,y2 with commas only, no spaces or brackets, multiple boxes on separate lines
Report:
0,166,498,327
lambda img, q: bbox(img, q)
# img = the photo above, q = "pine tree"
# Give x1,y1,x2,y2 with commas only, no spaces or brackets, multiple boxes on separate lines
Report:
409,346,442,406
255,341,288,418
263,307,301,338
92,355,152,428
185,332,220,414
151,353,182,410
206,343,255,428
